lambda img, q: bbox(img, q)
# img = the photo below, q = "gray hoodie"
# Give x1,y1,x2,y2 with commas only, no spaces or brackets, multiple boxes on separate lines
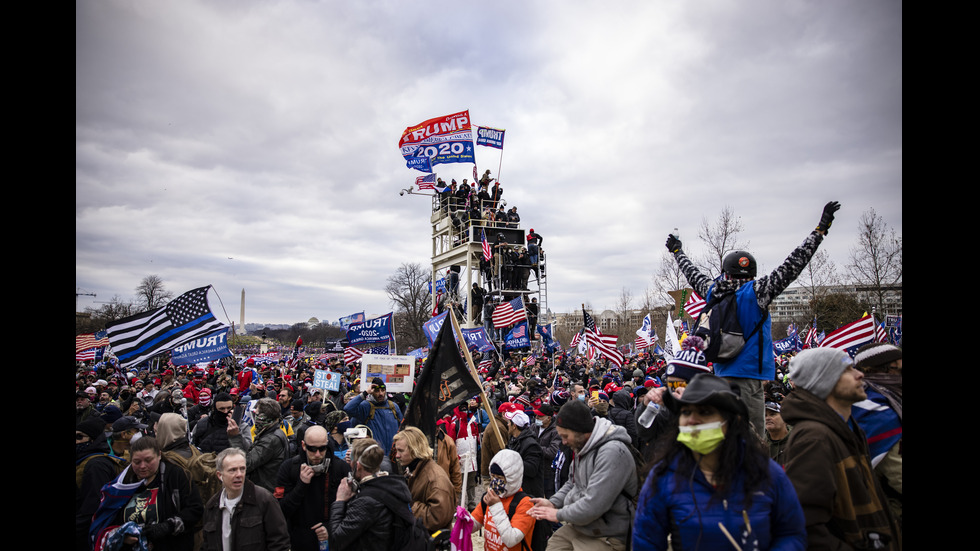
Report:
549,417,637,540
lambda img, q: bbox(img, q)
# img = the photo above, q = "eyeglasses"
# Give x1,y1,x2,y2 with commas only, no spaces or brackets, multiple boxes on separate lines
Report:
305,444,329,453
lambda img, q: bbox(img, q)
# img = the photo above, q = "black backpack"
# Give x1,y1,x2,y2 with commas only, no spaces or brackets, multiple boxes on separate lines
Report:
480,490,552,551
693,290,768,369
358,482,435,551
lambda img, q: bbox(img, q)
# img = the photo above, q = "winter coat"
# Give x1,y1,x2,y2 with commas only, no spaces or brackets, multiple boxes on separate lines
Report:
434,429,463,504
193,414,234,454
404,457,456,531
274,454,351,551
481,415,508,478
230,425,288,493
782,387,902,550
91,460,203,551
76,435,126,549
507,425,544,498
536,421,561,497
633,451,807,550
329,474,413,551
608,389,639,449
343,394,403,454
549,417,637,541
202,479,290,551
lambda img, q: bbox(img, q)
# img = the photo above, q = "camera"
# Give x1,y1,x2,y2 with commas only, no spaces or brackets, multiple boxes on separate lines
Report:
344,426,368,445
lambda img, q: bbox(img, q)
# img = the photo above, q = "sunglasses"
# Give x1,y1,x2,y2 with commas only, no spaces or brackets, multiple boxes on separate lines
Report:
305,444,329,453
76,432,88,440
666,380,688,390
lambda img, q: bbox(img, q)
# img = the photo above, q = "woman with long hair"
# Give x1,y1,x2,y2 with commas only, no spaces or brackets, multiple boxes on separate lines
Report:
632,373,806,550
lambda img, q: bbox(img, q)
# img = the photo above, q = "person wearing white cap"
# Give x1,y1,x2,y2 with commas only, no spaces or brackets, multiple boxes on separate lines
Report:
782,347,901,550
503,409,544,498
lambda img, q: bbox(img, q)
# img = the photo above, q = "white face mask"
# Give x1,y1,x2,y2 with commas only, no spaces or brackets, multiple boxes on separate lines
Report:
534,419,543,427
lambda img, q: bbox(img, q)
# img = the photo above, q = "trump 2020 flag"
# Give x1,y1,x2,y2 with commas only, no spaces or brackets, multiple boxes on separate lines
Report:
106,286,229,369
404,315,483,448
399,110,475,169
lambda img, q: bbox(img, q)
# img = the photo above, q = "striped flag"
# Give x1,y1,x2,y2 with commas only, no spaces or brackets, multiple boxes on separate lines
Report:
76,347,104,362
634,334,652,350
820,314,879,354
582,308,624,367
76,330,110,354
569,330,582,348
478,357,493,372
684,292,706,319
874,320,888,343
344,347,364,365
105,286,228,368
803,321,818,349
492,296,527,328
481,229,492,261
416,173,438,190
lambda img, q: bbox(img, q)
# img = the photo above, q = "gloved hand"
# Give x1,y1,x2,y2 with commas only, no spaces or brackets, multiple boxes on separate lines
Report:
142,520,173,540
665,234,682,253
816,201,841,234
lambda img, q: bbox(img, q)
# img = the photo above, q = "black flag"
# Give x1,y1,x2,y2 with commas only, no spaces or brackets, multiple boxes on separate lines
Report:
404,314,483,447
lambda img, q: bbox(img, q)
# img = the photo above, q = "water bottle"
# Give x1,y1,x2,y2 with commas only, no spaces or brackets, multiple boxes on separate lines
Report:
638,401,661,428
319,539,329,551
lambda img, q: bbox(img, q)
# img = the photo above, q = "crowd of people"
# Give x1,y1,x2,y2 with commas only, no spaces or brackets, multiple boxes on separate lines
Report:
76,200,901,550
75,335,901,551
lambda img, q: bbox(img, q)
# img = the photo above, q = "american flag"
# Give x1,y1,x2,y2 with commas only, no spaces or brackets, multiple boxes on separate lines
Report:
569,330,582,348
803,322,818,349
416,173,438,190
492,296,527,328
684,292,706,319
525,354,536,366
76,347,104,362
478,357,493,372
634,334,652,349
76,330,110,354
874,321,888,343
105,286,228,368
344,344,390,365
583,308,624,367
820,314,880,354
344,347,364,365
481,229,492,261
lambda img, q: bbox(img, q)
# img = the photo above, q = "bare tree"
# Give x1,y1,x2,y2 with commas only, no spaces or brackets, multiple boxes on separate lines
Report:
652,250,688,307
385,262,432,350
695,205,749,277
135,275,174,312
795,249,842,319
847,208,902,312
615,287,634,345
78,295,136,334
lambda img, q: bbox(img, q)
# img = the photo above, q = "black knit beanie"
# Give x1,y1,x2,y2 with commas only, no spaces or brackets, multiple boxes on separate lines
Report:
556,399,595,434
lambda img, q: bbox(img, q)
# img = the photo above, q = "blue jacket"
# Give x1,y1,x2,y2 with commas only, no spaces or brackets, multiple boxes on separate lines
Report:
633,453,806,551
344,394,403,454
706,281,774,380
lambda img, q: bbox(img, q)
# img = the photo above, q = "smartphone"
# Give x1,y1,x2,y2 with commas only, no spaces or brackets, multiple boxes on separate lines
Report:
591,390,600,401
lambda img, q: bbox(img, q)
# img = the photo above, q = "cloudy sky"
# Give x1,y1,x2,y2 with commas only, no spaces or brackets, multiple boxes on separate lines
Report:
76,0,902,328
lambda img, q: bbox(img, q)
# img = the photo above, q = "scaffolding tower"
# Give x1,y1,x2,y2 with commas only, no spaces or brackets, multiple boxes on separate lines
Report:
429,195,548,346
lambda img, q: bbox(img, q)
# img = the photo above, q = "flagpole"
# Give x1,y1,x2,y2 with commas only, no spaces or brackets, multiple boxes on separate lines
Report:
496,147,504,184
449,307,506,450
